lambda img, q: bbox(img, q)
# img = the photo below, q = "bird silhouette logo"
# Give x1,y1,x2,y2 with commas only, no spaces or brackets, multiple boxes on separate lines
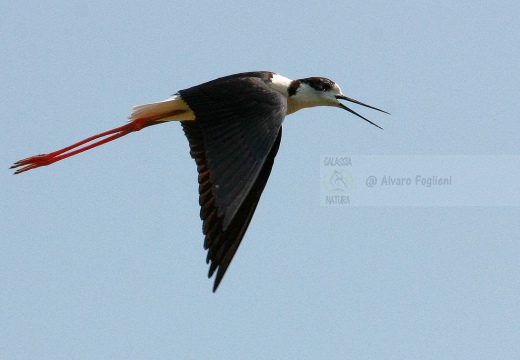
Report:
323,169,353,193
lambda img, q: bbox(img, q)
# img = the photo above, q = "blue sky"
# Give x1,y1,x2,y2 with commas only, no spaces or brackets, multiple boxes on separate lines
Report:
1,1,519,359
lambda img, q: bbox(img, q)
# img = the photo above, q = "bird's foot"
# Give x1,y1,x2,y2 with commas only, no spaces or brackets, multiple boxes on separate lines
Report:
11,154,56,174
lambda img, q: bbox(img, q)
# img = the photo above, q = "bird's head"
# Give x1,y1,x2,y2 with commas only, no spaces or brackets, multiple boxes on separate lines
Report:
288,77,389,129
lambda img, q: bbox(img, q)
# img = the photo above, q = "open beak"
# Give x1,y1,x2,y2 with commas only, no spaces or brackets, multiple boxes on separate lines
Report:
335,94,389,130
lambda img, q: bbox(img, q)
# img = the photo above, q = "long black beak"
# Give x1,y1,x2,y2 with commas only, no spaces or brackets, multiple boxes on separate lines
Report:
335,94,389,130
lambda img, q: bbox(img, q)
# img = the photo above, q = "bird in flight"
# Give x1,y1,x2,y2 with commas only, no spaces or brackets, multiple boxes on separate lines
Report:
11,71,388,291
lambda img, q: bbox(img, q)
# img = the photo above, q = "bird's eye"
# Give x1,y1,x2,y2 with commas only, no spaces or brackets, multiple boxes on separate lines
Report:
322,83,331,91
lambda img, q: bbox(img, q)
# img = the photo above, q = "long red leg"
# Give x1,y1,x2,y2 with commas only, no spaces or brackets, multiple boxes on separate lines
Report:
11,111,185,174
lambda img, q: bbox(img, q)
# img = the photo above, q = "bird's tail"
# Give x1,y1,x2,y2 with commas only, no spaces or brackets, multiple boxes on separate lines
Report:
128,95,195,122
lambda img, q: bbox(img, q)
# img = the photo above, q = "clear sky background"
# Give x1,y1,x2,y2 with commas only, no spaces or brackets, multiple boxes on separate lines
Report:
1,1,519,359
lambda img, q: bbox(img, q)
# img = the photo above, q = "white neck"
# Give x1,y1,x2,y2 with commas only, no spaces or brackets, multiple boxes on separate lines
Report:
287,83,329,115
267,75,318,115
267,73,292,95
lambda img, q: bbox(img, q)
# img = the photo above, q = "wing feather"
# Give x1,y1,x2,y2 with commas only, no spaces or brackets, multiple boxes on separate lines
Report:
179,73,286,290
182,122,282,291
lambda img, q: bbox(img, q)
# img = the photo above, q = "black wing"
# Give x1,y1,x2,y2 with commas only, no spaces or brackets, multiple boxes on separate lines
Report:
179,74,286,291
